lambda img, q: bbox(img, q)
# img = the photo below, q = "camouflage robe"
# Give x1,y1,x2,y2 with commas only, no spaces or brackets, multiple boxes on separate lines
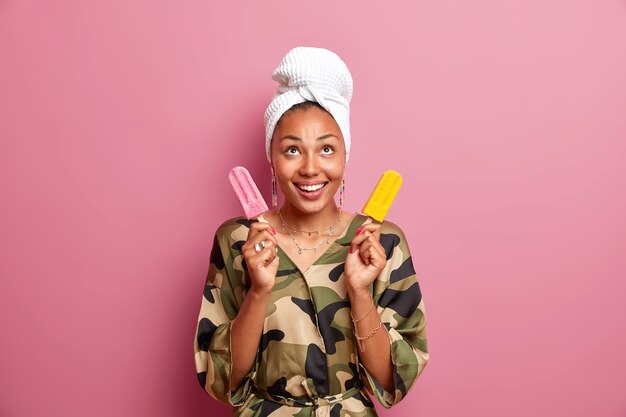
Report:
193,213,429,416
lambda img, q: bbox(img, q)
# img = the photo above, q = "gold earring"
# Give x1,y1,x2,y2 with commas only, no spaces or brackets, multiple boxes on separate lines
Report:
271,166,278,207
339,177,345,208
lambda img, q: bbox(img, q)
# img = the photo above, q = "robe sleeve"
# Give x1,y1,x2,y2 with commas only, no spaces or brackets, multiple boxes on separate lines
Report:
358,222,429,408
193,223,256,406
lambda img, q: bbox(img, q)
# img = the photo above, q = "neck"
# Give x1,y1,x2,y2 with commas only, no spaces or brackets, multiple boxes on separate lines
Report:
278,202,341,231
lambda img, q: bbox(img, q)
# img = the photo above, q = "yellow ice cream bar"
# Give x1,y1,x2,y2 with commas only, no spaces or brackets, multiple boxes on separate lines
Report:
362,170,403,222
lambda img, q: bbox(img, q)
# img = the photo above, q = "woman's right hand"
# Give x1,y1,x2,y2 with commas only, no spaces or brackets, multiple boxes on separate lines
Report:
241,221,279,294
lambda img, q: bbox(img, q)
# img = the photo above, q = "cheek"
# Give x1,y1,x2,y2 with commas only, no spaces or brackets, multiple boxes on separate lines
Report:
321,160,344,178
273,164,295,184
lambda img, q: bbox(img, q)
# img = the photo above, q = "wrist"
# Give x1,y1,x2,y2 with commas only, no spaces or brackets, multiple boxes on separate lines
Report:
347,285,371,300
248,285,273,298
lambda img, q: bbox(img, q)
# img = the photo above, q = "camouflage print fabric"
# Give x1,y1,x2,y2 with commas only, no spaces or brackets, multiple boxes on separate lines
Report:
193,213,429,416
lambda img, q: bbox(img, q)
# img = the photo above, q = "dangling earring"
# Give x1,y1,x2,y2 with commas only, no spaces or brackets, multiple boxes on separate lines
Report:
271,166,278,207
339,177,345,208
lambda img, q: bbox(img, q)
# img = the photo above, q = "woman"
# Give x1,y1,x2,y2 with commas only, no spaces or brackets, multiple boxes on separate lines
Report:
193,47,429,416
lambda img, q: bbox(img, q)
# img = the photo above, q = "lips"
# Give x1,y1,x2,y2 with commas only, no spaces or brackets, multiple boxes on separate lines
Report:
295,182,327,192
292,181,329,200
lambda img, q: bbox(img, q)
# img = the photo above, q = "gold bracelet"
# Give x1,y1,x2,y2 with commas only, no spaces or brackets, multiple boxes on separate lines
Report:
350,302,375,323
353,317,383,352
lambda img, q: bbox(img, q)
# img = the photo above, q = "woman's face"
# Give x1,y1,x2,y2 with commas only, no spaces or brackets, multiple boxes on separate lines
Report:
270,106,346,214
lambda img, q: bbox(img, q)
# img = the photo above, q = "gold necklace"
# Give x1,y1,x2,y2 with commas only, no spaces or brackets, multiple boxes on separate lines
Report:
279,207,343,236
277,208,343,254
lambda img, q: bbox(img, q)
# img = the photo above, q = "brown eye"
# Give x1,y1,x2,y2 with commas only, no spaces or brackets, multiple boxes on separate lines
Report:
322,146,334,154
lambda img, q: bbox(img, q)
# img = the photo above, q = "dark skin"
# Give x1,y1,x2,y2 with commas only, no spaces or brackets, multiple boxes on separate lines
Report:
226,106,394,394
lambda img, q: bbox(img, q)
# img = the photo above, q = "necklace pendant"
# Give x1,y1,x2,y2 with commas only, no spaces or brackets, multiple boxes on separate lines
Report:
308,232,312,237
326,237,330,244
298,248,302,254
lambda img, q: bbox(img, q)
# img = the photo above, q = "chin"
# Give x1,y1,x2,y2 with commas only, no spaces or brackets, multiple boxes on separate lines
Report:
295,202,328,214
287,197,332,214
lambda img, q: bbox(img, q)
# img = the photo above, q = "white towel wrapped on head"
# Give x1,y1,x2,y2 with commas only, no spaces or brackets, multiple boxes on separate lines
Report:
263,46,353,163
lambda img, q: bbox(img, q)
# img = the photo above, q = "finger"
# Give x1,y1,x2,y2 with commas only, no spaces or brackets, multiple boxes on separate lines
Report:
360,242,384,269
349,232,374,254
349,223,382,254
349,245,368,266
246,240,276,262
268,255,279,268
264,243,279,267
261,239,277,256
244,229,277,253
365,234,386,258
250,245,276,269
255,229,277,247
354,218,373,236
248,237,274,251
247,221,277,240
247,226,276,246
357,223,381,240
359,246,370,266
362,234,387,264
366,238,387,268
358,236,373,256
354,235,373,265
356,222,380,236
361,243,380,266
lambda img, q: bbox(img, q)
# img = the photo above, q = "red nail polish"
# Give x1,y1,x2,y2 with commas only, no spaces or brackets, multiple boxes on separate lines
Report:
271,227,276,235
356,227,362,235
349,247,353,253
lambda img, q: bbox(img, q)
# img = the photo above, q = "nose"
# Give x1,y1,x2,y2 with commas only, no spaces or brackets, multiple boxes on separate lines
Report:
299,153,321,177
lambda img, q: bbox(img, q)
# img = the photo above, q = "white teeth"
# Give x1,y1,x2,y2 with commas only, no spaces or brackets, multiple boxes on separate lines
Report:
297,183,325,192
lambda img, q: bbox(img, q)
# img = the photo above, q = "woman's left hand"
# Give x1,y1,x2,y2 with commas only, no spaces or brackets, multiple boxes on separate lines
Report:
345,219,387,292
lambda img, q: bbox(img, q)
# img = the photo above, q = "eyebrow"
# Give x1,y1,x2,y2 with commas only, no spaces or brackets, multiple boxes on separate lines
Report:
280,134,338,142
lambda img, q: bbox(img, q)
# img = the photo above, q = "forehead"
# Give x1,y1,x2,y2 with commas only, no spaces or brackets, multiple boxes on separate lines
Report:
274,107,342,139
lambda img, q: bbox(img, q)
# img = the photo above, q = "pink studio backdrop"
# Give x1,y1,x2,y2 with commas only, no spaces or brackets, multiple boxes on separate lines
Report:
1,1,625,416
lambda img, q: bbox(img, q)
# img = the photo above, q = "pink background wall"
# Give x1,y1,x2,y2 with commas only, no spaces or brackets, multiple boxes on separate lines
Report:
1,1,625,416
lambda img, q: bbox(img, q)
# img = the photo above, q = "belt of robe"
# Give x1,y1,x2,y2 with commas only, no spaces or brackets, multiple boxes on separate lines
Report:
251,379,364,409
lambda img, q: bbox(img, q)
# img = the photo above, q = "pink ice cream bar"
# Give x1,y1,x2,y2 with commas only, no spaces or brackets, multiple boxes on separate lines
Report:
229,166,269,219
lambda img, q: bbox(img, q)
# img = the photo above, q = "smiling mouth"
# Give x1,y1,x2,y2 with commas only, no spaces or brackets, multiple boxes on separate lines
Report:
294,182,328,193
